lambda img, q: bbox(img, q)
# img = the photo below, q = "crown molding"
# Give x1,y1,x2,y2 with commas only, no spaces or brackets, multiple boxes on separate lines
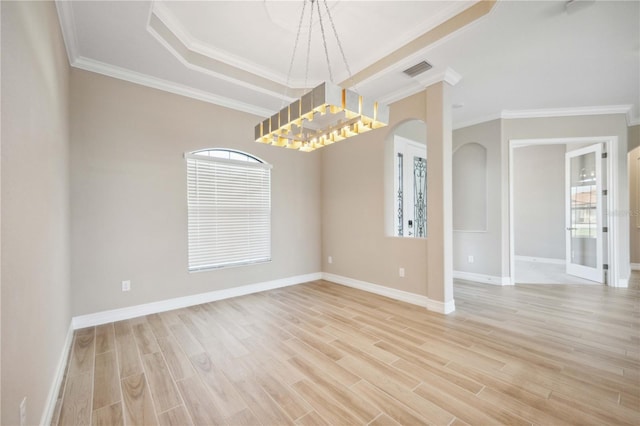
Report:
501,105,633,121
151,2,300,88
453,112,503,130
147,12,295,103
455,105,635,131
417,67,462,88
72,56,274,117
151,1,476,92
380,67,462,106
55,0,79,64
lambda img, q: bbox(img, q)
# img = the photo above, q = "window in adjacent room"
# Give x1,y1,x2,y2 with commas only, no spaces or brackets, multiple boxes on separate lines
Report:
185,148,271,271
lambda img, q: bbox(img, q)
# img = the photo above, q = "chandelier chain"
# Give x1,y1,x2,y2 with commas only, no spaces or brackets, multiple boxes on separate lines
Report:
282,0,308,108
315,0,334,83
322,0,354,90
304,0,315,89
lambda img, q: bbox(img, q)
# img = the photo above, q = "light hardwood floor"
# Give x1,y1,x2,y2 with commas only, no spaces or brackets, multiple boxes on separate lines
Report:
53,274,640,425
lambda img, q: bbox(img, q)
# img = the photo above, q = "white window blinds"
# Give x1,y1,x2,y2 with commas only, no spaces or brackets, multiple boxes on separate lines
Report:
186,152,272,271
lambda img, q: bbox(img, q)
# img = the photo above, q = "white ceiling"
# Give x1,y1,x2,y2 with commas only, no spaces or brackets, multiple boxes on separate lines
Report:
56,0,640,127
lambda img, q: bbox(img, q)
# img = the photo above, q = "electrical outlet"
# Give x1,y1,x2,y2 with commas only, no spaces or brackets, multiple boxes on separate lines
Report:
19,397,26,426
122,280,131,292
399,267,405,278
468,255,474,264
328,256,333,264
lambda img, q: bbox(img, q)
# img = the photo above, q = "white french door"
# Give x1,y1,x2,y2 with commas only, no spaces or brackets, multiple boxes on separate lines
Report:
565,144,604,283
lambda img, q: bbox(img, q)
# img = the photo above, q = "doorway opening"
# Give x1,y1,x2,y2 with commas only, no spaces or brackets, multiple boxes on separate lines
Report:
509,137,619,286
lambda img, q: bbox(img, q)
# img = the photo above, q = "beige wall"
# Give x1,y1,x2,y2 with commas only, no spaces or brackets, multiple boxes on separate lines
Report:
1,2,71,425
321,86,453,307
70,69,321,316
321,91,429,297
452,119,502,277
629,125,639,152
453,115,631,283
513,144,566,259
503,115,630,283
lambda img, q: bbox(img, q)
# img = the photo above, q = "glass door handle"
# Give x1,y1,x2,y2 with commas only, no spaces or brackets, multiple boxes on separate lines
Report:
566,227,576,230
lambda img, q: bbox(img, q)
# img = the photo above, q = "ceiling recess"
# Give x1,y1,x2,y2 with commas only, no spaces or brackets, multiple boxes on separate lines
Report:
403,61,433,78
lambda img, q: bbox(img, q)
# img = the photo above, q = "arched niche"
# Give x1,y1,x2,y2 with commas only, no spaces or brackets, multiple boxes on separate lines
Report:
452,142,487,232
384,119,427,238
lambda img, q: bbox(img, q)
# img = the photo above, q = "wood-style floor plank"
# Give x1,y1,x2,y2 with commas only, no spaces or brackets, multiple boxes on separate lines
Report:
189,351,247,418
156,335,195,381
176,376,225,426
157,405,193,426
288,356,379,423
225,408,260,426
92,351,120,411
91,402,123,426
132,321,161,355
68,328,95,376
142,352,182,413
58,372,92,426
94,323,115,355
292,379,362,425
121,373,158,426
113,320,143,379
55,274,640,426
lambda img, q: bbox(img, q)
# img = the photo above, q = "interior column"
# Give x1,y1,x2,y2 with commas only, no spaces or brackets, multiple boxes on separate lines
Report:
426,81,455,313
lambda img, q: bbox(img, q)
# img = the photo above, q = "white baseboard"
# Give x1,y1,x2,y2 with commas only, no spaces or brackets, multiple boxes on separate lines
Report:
321,272,455,314
515,255,565,265
72,272,322,329
41,322,74,426
631,263,640,271
453,270,512,286
617,278,629,288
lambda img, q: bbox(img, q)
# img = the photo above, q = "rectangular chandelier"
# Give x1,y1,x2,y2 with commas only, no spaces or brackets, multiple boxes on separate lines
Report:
255,82,389,152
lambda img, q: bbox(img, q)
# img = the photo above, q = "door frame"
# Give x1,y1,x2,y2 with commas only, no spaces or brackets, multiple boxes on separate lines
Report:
508,136,621,286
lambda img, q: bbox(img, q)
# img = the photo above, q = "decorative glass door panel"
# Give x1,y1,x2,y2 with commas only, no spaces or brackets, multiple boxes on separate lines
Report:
394,135,426,237
413,157,426,237
565,144,603,283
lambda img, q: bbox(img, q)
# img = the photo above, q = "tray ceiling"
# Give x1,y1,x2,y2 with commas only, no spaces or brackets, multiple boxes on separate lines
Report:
56,0,639,126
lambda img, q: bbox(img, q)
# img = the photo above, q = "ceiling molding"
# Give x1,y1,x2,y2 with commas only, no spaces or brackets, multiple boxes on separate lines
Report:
147,11,296,103
379,84,424,107
453,112,503,130
151,3,296,88
72,56,273,118
501,105,633,121
151,1,477,91
55,0,79,64
416,67,462,88
380,67,462,106
454,105,635,130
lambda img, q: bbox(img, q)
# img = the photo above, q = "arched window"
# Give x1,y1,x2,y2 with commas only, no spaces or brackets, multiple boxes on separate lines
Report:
185,148,271,271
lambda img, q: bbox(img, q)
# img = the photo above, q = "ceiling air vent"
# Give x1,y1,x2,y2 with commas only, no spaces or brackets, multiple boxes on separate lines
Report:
403,61,433,78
